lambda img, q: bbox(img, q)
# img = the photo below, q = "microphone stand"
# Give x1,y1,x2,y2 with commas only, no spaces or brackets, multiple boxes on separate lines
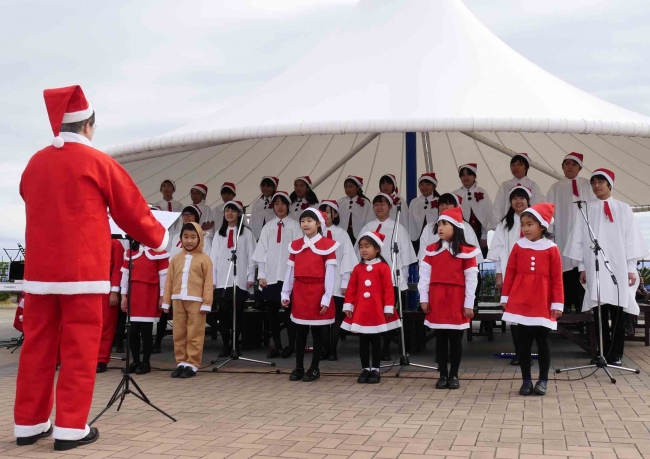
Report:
212,208,276,371
556,201,640,383
91,236,176,425
381,203,438,376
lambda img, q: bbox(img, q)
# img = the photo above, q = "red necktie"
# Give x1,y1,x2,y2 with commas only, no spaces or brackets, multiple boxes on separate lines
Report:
277,221,283,243
227,229,234,248
167,201,172,212
376,224,382,232
572,179,579,198
326,230,333,240
604,201,614,222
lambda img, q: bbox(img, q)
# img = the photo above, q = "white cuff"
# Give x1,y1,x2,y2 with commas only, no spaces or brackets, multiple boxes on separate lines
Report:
153,230,170,253
159,290,165,297
320,295,331,307
110,286,120,292
464,298,475,309
343,303,354,312
383,305,394,314
578,263,585,272
500,296,508,303
201,304,212,312
551,302,564,311
281,292,290,303
161,303,170,310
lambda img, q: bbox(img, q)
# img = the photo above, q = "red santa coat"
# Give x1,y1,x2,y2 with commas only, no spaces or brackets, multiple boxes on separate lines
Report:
341,259,401,333
121,248,169,322
19,135,168,295
419,243,480,329
284,235,339,325
501,238,564,330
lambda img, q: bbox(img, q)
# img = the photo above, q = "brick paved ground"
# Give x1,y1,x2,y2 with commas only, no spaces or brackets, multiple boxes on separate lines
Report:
1,309,650,458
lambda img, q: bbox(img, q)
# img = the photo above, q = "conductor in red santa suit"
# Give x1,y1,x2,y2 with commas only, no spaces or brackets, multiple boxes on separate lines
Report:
15,85,169,451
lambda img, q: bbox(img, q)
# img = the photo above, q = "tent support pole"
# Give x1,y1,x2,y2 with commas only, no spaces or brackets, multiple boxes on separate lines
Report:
421,132,433,173
311,133,380,189
461,131,563,181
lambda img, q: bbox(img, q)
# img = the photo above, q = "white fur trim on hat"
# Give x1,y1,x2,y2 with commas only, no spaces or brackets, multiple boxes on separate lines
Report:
437,214,464,229
224,200,244,212
319,200,340,213
374,193,394,207
359,231,384,248
61,103,93,124
301,207,326,227
522,208,553,228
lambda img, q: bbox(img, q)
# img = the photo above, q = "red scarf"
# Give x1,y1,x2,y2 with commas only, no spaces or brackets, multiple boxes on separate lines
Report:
604,201,614,222
376,224,382,232
227,228,234,248
572,179,579,198
167,201,172,212
326,229,333,239
277,221,283,243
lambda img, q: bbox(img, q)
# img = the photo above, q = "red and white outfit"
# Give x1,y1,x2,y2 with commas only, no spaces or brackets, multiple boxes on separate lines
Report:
501,202,564,329
281,210,339,325
97,240,125,364
418,208,480,329
16,85,167,441
120,248,169,322
342,232,401,333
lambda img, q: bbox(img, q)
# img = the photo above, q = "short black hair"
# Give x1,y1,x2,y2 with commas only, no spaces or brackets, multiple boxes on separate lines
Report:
180,223,199,239
160,180,175,192
590,174,612,190
458,167,477,178
562,158,582,170
181,206,200,222
438,193,458,207
372,195,392,207
260,178,277,188
272,194,290,207
510,155,530,174
319,204,340,226
59,112,95,134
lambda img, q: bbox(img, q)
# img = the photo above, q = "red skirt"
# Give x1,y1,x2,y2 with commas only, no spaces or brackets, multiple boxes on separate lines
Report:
425,283,470,330
291,276,335,325
129,281,161,322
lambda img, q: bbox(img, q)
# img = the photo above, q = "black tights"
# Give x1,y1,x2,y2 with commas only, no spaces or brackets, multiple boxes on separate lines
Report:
155,311,169,346
518,325,550,381
360,333,382,369
130,321,153,364
436,329,464,378
267,302,296,351
295,324,324,370
323,297,344,356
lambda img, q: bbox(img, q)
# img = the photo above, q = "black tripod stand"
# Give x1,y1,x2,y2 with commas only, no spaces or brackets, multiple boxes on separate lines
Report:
1,334,23,353
212,208,276,372
381,203,438,377
91,237,176,425
556,201,640,383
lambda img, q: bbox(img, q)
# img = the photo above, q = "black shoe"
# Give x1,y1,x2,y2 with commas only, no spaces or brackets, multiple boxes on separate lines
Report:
180,367,196,378
267,349,280,358
289,368,304,381
281,347,294,359
447,376,460,389
303,368,320,382
54,427,99,451
123,362,139,374
152,343,162,354
533,380,547,396
328,353,338,361
171,366,186,378
510,357,520,366
435,377,449,389
116,344,124,354
381,353,391,362
519,381,533,396
96,362,108,374
16,424,53,446
367,370,381,384
218,347,231,358
608,357,623,366
357,369,370,383
135,362,151,375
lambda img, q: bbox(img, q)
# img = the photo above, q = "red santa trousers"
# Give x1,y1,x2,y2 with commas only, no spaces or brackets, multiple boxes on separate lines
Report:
14,293,102,441
98,294,118,364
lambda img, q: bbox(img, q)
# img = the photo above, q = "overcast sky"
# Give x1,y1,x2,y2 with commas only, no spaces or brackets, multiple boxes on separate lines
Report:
1,0,650,254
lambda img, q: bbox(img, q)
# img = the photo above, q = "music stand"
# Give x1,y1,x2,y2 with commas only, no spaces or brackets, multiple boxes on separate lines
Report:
91,212,180,425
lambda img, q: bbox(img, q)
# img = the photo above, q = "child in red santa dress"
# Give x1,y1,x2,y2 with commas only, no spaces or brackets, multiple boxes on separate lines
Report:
418,207,479,390
120,240,169,375
342,231,400,384
96,239,125,373
281,208,338,382
500,202,564,397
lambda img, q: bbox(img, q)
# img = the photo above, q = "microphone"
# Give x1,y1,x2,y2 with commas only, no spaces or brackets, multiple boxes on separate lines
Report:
574,200,587,204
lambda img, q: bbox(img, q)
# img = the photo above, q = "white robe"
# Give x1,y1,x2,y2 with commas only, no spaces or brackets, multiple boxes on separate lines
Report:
194,202,213,226
210,226,257,291
252,216,302,285
453,184,494,240
486,214,521,281
212,203,224,221
408,194,439,241
546,176,594,272
250,195,276,240
289,198,311,219
418,221,484,265
389,193,410,232
337,195,372,239
491,176,544,228
358,218,417,291
324,225,359,298
565,197,648,315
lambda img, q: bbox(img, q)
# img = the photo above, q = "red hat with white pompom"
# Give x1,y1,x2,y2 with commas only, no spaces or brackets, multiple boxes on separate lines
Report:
418,172,438,186
592,168,615,188
345,175,364,188
360,231,385,248
459,163,478,174
43,85,93,149
523,202,555,228
319,200,340,213
438,207,465,229
563,152,584,167
301,207,327,227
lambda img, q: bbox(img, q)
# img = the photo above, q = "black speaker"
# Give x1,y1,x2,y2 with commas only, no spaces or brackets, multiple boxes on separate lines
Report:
9,261,24,281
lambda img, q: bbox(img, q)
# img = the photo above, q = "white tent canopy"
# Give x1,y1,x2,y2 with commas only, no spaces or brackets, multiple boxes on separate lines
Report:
109,0,650,208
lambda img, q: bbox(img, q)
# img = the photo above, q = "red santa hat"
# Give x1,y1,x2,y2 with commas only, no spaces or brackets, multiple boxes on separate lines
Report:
513,153,531,166
438,207,465,229
272,191,291,204
523,202,555,228
262,176,279,187
381,174,399,193
592,168,615,188
374,192,394,207
191,184,208,199
160,179,176,191
418,172,438,186
295,176,313,187
509,184,533,198
319,200,340,213
221,182,236,194
345,175,364,188
43,85,93,148
459,163,478,175
563,152,584,167
224,200,244,213
360,231,385,248
301,207,327,227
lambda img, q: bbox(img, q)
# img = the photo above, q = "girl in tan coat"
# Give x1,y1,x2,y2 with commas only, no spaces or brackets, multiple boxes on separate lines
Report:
162,222,213,378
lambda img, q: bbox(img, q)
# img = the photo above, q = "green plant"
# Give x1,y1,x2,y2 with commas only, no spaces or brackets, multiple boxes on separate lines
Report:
0,293,10,302
0,261,8,277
